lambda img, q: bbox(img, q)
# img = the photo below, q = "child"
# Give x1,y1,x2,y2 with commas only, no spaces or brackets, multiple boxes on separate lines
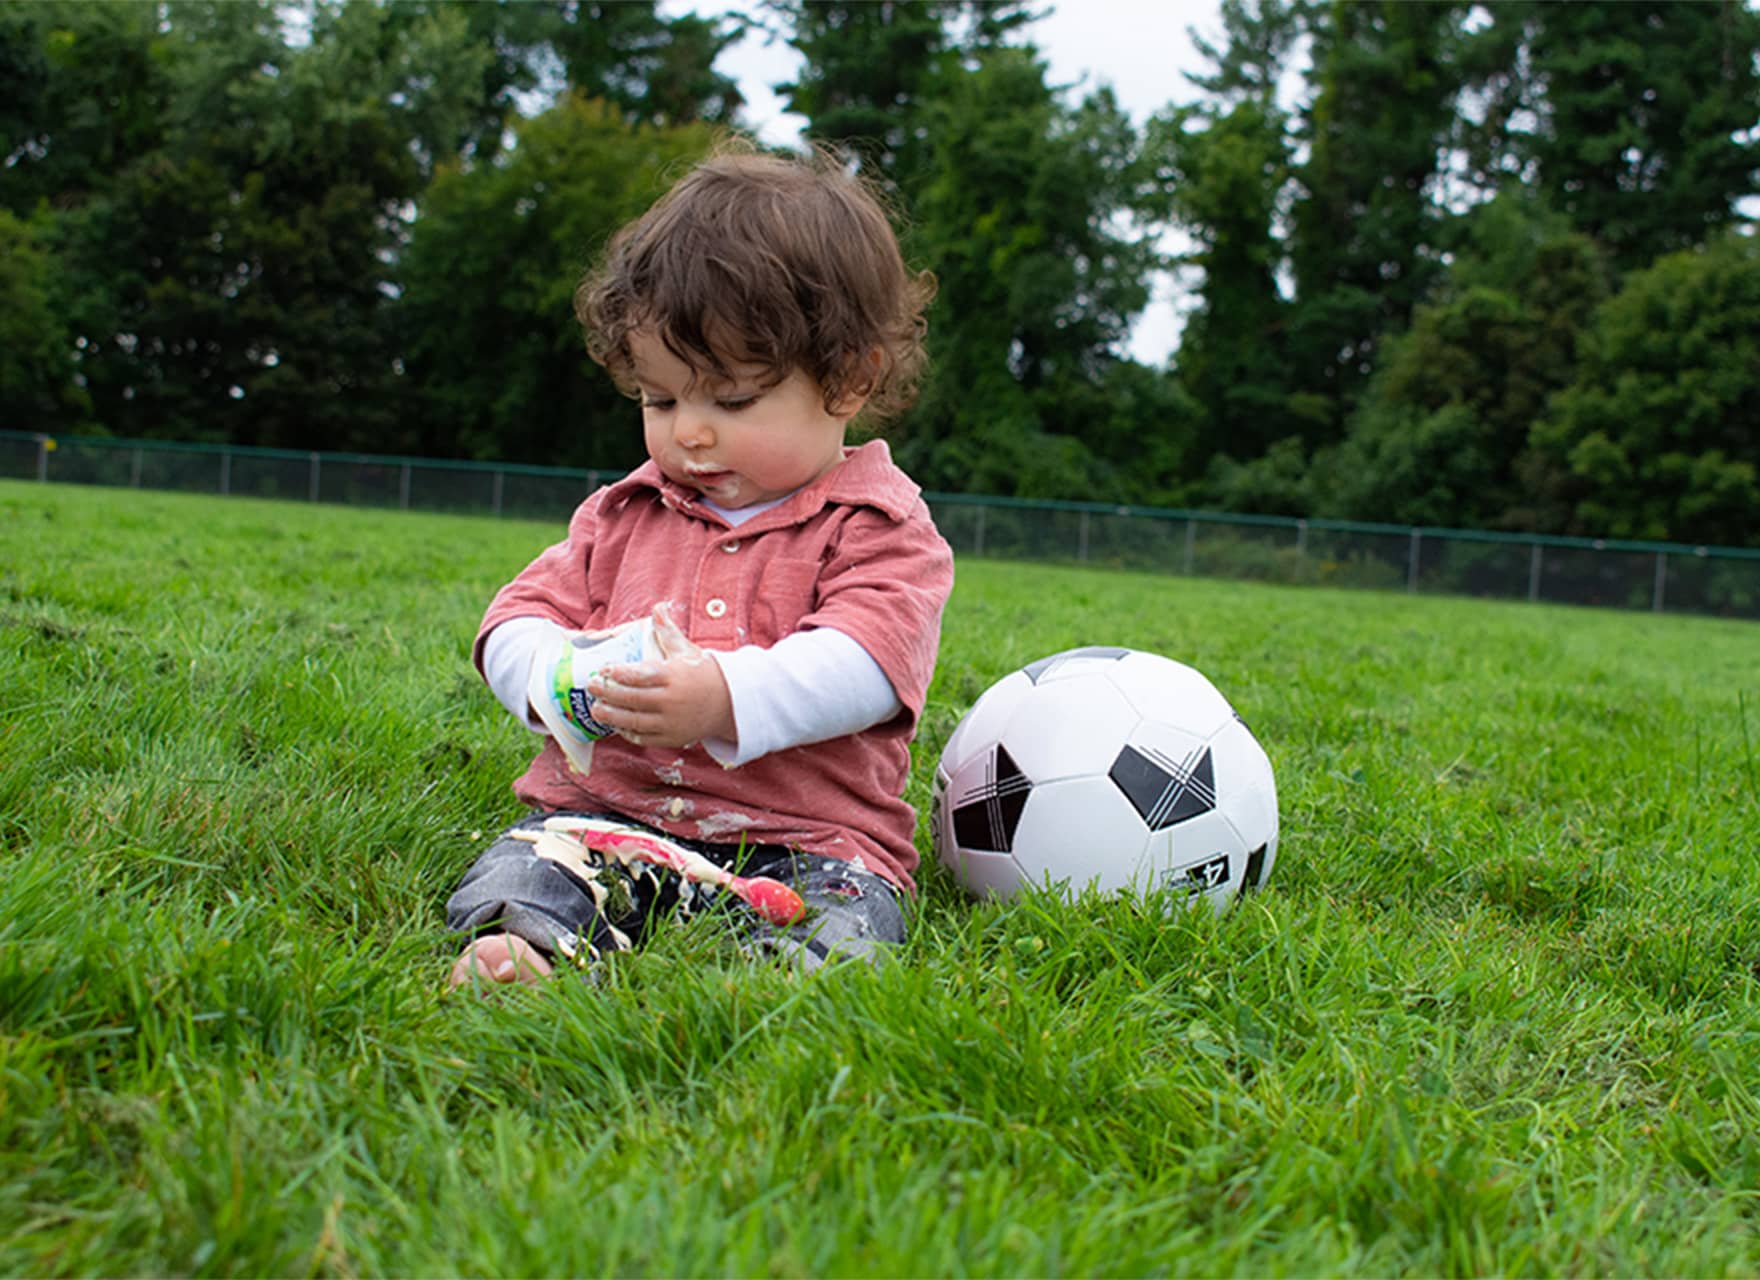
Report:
447,143,952,985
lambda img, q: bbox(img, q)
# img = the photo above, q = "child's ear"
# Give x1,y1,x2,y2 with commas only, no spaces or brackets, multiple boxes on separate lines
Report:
833,347,885,419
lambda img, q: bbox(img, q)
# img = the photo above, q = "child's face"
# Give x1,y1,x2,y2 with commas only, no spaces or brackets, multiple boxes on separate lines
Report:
630,330,860,510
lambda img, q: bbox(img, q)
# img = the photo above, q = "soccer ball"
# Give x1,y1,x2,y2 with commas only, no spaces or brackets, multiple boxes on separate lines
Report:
930,647,1278,911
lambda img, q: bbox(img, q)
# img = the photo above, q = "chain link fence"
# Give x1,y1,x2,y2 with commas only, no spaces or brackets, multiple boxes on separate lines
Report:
7,429,1757,620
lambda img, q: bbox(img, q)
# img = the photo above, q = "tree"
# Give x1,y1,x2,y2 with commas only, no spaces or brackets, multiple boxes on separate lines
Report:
37,0,509,449
0,208,90,429
900,49,1173,500
394,95,718,468
769,1,1181,503
7,0,756,453
770,0,1031,191
550,2,743,128
1285,0,1470,443
1528,233,1760,548
1146,0,1307,479
0,1,172,216
379,0,554,165
1322,193,1609,530
1483,0,1760,272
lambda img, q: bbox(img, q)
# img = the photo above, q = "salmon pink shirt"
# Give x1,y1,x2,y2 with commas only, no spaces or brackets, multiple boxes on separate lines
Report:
474,440,954,891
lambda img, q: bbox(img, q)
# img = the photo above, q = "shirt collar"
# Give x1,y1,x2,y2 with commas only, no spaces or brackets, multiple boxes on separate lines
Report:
605,439,919,529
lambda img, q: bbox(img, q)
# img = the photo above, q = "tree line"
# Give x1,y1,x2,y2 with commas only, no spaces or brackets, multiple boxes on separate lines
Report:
3,0,1758,546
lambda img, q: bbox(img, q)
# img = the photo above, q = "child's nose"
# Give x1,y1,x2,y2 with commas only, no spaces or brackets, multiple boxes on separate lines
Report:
674,407,715,449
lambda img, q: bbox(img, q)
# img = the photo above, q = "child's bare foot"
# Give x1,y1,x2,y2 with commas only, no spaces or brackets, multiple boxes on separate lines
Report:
450,933,553,988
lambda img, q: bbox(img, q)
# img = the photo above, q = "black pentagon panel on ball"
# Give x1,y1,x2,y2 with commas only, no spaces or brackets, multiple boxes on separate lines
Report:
1021,646,1133,685
951,744,1033,853
1242,843,1268,891
1108,744,1216,830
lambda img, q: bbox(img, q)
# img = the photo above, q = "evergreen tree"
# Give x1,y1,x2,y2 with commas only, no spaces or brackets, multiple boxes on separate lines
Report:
1286,0,1470,444
376,1,741,164
0,208,90,430
1485,0,1760,271
1323,193,1609,530
773,2,1181,503
550,2,744,128
1529,233,1760,547
770,0,1030,192
0,1,171,216
394,95,717,469
48,0,470,448
3,0,741,453
1146,0,1307,480
902,49,1172,499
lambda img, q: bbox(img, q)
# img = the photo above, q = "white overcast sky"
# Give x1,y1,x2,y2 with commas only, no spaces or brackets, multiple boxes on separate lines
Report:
665,1,1231,364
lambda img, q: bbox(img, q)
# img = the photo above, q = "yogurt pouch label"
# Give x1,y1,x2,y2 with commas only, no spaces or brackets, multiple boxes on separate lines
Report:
557,620,653,741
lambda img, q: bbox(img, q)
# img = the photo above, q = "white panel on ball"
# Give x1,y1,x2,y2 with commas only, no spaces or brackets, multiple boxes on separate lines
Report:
1208,715,1274,776
999,676,1140,783
1208,718,1280,850
1010,777,1150,897
1105,652,1236,738
944,844,1026,901
939,670,1031,772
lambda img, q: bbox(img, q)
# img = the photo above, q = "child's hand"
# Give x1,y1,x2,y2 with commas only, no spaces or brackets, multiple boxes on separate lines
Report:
585,603,736,749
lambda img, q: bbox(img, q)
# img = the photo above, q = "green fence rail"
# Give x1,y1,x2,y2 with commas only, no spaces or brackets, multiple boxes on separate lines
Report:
6,429,1757,620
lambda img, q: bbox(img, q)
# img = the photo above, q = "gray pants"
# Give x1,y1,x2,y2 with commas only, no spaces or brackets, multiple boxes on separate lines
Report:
446,811,906,971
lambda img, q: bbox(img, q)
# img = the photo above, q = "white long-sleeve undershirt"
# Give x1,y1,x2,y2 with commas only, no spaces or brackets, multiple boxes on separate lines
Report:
481,616,903,769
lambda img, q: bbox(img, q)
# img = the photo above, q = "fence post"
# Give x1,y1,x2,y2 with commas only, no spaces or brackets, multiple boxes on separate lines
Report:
1078,509,1090,562
308,452,321,503
1296,518,1308,557
1407,529,1422,593
974,505,986,558
1653,551,1667,613
220,449,232,496
1183,518,1196,575
491,468,504,517
130,448,143,489
35,435,51,482
399,461,412,511
1528,543,1543,602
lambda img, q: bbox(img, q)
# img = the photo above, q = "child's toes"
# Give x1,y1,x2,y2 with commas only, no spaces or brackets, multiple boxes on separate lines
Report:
450,934,553,988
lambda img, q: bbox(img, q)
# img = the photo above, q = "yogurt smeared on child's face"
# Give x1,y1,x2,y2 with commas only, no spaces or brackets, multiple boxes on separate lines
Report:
630,331,860,510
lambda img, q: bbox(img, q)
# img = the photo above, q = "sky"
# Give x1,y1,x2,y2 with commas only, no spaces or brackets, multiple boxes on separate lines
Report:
664,1,1231,365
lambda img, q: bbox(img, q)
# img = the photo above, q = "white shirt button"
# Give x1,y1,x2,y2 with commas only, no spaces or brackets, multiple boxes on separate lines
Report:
721,541,739,554
705,598,728,618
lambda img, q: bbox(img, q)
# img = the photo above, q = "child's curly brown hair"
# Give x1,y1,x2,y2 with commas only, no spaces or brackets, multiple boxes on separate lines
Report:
576,140,936,424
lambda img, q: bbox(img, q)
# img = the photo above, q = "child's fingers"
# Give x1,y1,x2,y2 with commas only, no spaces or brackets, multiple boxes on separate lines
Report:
592,700,688,748
587,670,679,725
593,661,663,689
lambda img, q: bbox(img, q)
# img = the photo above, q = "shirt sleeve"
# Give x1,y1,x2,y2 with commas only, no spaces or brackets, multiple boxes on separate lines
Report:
702,627,903,767
794,500,954,722
472,488,607,674
480,616,568,731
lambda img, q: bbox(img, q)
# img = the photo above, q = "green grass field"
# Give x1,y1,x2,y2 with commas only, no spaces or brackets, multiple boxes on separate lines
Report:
4,478,1759,1276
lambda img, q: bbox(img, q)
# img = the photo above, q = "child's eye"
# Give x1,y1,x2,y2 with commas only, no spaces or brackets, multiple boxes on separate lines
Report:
641,397,675,411
717,395,760,412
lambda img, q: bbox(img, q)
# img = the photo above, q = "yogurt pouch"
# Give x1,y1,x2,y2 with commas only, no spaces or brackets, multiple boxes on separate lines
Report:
528,618,655,774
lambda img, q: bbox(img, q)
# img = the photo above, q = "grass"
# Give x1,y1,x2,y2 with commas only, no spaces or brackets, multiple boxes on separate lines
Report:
3,477,1759,1277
